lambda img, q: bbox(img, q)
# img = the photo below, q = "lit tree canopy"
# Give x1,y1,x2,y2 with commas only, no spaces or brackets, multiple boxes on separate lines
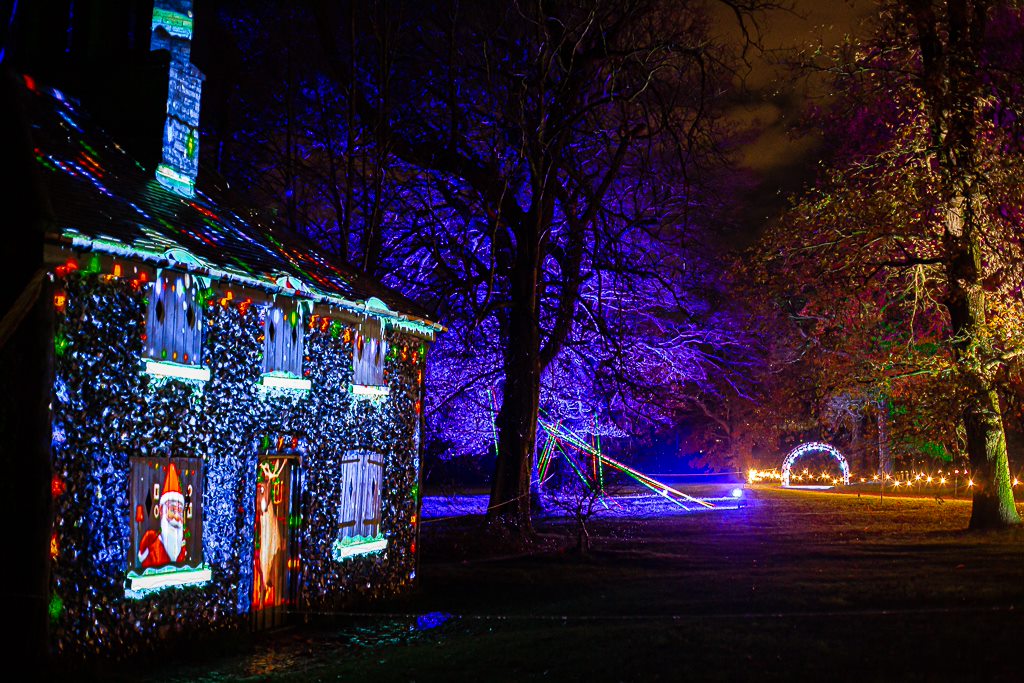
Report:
759,0,1024,527
207,0,777,539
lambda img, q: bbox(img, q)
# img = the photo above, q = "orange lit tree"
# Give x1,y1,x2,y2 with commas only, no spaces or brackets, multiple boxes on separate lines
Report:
762,0,1024,527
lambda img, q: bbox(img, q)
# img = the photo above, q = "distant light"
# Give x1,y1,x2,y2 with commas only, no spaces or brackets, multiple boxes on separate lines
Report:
731,488,743,499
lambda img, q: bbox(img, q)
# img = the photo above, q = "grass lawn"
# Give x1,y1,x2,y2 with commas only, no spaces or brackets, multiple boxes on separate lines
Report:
151,487,1024,681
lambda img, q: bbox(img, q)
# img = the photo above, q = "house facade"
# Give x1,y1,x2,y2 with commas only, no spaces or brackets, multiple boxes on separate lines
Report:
5,0,441,662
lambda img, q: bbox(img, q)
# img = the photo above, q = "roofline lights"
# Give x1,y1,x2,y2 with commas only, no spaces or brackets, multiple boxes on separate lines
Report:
56,230,444,337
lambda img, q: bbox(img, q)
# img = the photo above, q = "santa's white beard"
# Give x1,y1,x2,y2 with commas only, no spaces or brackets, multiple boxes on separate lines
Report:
161,514,184,561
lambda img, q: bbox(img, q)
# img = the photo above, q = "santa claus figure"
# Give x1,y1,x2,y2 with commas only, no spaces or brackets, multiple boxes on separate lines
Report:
138,462,188,569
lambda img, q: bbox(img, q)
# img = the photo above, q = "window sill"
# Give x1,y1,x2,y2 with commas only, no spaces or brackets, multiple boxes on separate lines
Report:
143,359,211,382
124,563,212,599
259,373,312,391
350,384,390,398
332,535,388,561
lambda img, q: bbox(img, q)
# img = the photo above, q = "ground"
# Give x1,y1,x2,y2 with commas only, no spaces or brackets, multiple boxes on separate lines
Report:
106,486,1024,681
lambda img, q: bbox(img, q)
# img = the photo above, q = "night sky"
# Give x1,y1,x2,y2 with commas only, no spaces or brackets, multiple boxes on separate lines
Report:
715,0,876,231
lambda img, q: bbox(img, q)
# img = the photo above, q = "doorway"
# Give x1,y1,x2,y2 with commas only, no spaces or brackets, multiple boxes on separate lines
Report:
252,455,301,629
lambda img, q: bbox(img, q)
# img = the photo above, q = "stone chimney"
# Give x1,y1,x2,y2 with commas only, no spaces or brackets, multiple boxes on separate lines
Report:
151,0,204,197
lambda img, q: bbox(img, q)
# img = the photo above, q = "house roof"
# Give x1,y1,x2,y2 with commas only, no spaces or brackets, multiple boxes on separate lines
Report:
19,73,441,335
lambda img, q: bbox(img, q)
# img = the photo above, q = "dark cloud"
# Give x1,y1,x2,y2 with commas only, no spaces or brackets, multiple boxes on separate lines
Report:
712,0,877,233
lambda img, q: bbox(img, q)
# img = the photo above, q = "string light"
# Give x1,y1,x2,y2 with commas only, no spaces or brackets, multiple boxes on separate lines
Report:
748,465,996,494
780,443,851,487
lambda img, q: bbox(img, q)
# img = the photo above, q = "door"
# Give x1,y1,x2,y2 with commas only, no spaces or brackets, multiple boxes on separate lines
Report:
252,455,301,630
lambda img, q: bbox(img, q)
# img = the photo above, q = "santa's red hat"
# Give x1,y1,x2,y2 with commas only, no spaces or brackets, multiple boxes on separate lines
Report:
160,462,185,506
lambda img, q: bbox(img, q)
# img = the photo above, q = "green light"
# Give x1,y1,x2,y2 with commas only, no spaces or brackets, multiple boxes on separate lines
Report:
84,253,101,275
156,163,195,198
330,321,342,338
488,389,499,458
54,333,69,356
151,8,193,39
48,593,63,622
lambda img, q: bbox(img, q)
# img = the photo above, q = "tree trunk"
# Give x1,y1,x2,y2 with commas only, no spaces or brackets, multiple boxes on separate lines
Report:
877,405,892,477
945,200,1019,529
965,389,1018,528
486,247,540,541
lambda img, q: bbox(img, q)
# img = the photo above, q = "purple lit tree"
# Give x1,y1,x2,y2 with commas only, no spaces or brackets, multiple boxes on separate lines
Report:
209,0,778,540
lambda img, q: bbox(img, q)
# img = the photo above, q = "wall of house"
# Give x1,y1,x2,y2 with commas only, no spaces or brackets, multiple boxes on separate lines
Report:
49,266,427,660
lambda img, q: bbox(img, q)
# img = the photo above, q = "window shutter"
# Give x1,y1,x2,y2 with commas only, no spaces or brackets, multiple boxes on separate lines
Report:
263,304,305,376
146,272,202,364
338,450,385,540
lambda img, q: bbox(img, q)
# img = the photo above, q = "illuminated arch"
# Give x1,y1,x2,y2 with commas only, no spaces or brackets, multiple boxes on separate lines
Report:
781,442,850,487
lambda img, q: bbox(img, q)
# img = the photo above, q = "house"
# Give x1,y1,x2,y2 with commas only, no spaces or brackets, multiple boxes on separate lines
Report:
2,0,441,662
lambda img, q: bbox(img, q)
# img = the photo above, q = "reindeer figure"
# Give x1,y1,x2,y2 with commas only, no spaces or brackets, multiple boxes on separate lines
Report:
255,458,286,609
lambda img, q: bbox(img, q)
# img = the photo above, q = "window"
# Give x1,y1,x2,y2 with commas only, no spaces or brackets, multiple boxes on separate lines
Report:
144,271,207,380
263,303,303,375
259,300,311,391
332,450,386,560
126,457,210,597
352,317,388,396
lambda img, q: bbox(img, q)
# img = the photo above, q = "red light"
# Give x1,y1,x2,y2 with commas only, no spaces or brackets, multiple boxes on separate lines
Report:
51,475,66,497
56,259,79,278
24,74,36,91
